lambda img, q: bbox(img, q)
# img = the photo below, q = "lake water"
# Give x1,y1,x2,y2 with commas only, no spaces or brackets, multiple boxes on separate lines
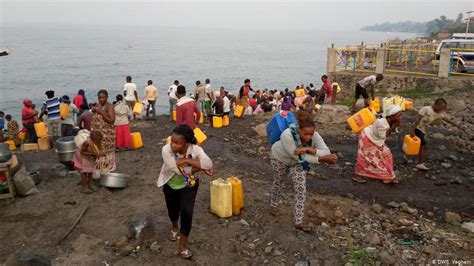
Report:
0,24,415,118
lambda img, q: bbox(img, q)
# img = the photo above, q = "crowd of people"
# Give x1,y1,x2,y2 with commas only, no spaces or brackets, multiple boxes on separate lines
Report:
0,73,461,259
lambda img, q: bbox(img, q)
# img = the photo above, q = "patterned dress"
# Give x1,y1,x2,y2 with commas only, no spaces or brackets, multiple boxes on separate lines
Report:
92,102,116,173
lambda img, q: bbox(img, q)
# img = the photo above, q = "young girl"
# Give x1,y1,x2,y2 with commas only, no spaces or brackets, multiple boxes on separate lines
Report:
269,111,337,232
74,130,106,194
157,125,213,259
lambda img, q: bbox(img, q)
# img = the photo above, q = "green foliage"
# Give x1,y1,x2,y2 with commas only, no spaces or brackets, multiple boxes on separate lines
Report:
346,235,369,266
361,13,473,35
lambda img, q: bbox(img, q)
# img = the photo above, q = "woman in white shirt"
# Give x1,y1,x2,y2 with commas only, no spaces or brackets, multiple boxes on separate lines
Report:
114,94,132,151
352,105,401,184
157,125,213,259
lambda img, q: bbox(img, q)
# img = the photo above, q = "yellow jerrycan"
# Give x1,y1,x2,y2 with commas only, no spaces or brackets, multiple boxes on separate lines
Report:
234,105,244,118
227,177,244,215
213,116,223,128
210,178,233,218
223,115,230,126
34,122,48,138
347,107,376,133
193,128,207,145
402,135,421,156
130,132,143,149
369,97,381,113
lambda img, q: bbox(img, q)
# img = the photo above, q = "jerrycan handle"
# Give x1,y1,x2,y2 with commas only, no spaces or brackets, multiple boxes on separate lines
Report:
280,110,288,117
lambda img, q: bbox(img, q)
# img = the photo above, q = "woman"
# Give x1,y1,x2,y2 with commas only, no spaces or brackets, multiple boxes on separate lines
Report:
21,98,38,143
157,125,213,259
352,105,402,184
6,115,20,145
73,89,89,113
91,90,116,174
269,111,337,232
238,79,253,109
114,94,132,151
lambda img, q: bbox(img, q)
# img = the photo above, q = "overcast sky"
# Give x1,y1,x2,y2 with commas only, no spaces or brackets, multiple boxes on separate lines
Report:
1,1,473,31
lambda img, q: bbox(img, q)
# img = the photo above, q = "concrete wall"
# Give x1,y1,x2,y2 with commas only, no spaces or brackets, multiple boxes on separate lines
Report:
328,72,474,100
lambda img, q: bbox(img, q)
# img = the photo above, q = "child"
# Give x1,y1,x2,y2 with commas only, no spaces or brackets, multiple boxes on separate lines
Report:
176,85,201,129
157,125,213,259
75,131,106,194
412,98,460,171
5,115,20,145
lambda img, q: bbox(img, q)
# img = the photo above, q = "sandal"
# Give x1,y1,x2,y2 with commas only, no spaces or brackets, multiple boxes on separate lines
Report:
180,248,193,259
295,223,312,233
383,178,400,184
168,229,180,241
352,175,367,184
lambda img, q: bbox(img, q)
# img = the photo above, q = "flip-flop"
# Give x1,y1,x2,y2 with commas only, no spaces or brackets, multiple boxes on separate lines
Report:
352,176,367,184
180,249,193,259
169,229,180,241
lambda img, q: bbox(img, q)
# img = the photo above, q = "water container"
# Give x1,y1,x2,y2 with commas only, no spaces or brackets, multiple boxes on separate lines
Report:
404,100,413,110
60,104,70,120
234,105,244,118
194,112,204,124
130,132,143,149
213,116,223,128
347,107,376,133
227,176,244,215
133,102,144,115
370,98,381,113
267,111,297,144
34,122,48,138
38,137,50,151
193,128,207,145
402,135,421,156
4,140,16,151
382,97,394,112
295,89,306,97
166,136,171,145
223,115,230,126
19,131,26,141
393,96,406,111
210,178,233,218
172,110,177,121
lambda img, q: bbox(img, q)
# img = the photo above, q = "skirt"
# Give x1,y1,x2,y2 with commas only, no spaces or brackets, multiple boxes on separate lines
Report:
115,124,131,148
355,131,395,181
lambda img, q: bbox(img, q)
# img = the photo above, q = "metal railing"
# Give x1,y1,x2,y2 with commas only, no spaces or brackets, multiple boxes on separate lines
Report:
449,48,474,76
384,48,438,76
335,48,377,73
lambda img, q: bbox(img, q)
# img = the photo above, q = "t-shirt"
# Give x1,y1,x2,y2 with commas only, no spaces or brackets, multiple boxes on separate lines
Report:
358,75,377,89
124,82,137,102
43,97,61,121
223,96,231,113
322,81,334,99
144,85,158,101
205,84,213,101
176,96,200,129
417,106,446,133
168,85,178,100
114,101,133,126
195,85,206,102
21,107,35,125
212,99,224,115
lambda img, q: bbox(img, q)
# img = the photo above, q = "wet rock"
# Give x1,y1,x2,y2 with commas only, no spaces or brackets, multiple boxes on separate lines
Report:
334,210,344,219
248,243,256,250
224,138,230,142
115,235,129,248
434,181,448,186
258,147,266,154
441,163,452,169
369,233,382,246
295,261,309,266
264,246,273,254
386,201,399,208
461,222,474,233
407,207,418,215
150,242,161,252
314,105,351,124
317,210,326,219
399,202,409,212
432,133,445,139
438,145,447,151
253,123,267,137
127,214,155,243
423,245,435,256
378,251,395,264
449,155,458,161
371,203,383,214
451,100,466,112
451,177,463,185
427,211,434,217
445,212,462,225
6,252,51,266
240,219,250,226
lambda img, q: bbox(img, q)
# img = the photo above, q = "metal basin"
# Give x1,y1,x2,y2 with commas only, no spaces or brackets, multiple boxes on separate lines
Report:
55,149,76,162
100,173,129,188
56,136,77,152
0,151,13,163
28,171,41,185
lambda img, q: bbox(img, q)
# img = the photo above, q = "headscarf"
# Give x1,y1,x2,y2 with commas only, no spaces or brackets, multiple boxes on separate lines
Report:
23,98,32,107
78,89,89,108
383,105,402,118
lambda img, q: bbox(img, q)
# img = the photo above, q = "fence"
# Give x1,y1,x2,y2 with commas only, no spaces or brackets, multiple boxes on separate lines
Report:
335,48,377,73
384,48,438,76
449,48,474,77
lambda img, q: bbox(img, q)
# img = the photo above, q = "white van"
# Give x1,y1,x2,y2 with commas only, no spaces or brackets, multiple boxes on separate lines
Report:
435,39,474,72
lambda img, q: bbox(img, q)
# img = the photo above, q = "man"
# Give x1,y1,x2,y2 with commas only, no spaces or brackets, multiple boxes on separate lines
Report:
204,79,214,117
144,80,158,119
175,85,201,130
39,90,62,139
317,75,334,105
78,105,93,131
168,80,179,121
350,74,384,112
124,76,138,118
194,80,206,114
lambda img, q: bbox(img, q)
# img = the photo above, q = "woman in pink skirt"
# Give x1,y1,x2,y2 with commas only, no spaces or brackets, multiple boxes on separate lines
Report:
114,94,133,151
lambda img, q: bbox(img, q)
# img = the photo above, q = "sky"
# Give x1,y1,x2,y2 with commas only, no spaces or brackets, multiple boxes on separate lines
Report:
1,0,473,31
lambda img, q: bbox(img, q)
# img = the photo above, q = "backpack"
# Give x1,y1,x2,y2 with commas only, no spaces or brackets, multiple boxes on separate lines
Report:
267,111,297,144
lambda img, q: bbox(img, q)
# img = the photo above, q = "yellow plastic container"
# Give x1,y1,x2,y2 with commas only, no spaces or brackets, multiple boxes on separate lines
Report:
382,97,394,112
19,131,26,141
223,115,230,126
60,104,70,120
393,96,406,111
4,140,16,151
213,116,223,128
404,100,413,110
38,137,50,151
227,176,244,215
193,128,207,145
369,98,381,113
295,88,306,97
210,178,233,218
166,136,172,145
34,122,48,138
172,110,177,121
234,105,244,118
347,107,376,133
194,112,204,124
130,132,143,149
402,135,421,156
133,102,143,115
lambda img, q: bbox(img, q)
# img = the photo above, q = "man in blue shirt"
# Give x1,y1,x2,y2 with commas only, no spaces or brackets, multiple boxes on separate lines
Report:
39,90,62,139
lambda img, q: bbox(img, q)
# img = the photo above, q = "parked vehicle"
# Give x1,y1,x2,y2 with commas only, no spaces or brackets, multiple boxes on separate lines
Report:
434,38,474,73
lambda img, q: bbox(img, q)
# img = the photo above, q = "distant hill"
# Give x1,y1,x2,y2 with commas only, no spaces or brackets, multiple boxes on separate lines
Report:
361,13,472,36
